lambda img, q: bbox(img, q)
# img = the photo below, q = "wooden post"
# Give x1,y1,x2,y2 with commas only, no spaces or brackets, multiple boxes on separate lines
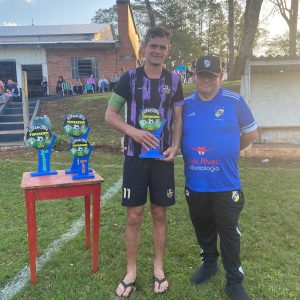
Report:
22,71,30,131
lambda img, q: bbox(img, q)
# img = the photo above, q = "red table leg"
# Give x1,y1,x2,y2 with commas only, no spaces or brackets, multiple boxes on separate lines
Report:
25,190,37,284
92,185,101,272
84,195,91,249
22,170,104,284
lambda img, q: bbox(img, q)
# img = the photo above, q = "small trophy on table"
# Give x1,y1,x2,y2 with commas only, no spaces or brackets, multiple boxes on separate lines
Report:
25,115,57,176
138,108,166,159
63,113,94,180
69,138,94,180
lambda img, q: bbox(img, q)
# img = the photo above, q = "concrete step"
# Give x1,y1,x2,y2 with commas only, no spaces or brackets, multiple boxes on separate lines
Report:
0,140,25,148
241,143,300,158
0,114,33,122
6,101,37,108
0,122,24,130
4,107,35,114
0,129,24,142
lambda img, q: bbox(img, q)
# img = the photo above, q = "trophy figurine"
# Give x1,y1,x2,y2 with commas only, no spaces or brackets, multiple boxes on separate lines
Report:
25,115,57,176
69,138,94,180
138,108,166,159
63,113,92,174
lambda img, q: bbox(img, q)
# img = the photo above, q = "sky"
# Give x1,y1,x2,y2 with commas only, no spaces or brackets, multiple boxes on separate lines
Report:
0,0,116,26
0,0,297,38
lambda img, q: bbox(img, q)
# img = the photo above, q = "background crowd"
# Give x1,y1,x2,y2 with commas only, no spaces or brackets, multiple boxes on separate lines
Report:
0,79,20,103
0,72,121,104
55,73,120,97
0,68,196,102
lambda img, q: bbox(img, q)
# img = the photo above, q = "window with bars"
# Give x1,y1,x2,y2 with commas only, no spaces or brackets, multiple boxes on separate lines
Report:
71,57,99,80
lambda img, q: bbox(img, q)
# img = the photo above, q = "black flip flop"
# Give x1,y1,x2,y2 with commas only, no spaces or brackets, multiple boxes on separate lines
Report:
116,280,136,298
153,276,169,294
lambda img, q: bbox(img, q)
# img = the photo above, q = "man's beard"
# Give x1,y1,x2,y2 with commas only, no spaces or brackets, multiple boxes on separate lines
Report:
149,61,162,67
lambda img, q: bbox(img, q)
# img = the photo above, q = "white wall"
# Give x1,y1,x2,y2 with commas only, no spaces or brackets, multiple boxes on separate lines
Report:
241,59,300,144
0,47,48,86
249,72,300,127
259,128,300,144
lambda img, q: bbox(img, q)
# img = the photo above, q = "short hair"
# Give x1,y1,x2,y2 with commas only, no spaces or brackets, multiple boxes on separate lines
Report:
144,26,171,45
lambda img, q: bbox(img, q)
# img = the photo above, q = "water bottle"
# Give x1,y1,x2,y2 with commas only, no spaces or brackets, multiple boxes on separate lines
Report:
261,159,269,164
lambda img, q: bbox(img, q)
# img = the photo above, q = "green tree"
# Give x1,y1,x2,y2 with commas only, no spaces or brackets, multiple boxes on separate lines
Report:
227,0,235,80
91,0,265,76
265,31,300,56
166,30,203,68
91,6,118,37
202,1,227,57
91,6,117,24
155,0,190,30
269,0,299,57
233,0,264,79
145,0,156,27
131,1,156,37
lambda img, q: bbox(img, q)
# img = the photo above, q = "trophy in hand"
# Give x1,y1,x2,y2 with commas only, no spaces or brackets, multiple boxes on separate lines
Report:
138,108,166,159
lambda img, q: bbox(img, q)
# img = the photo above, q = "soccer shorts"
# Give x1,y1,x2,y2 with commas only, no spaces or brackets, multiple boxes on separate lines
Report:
121,156,175,207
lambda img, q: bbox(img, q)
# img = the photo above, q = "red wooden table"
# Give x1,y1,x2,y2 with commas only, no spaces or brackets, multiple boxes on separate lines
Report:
21,170,104,284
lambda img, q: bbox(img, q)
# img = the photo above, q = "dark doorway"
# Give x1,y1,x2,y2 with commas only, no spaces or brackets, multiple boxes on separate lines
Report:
22,65,43,98
0,61,17,83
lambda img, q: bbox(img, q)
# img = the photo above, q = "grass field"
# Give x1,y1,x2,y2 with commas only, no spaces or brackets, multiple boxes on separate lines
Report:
0,82,299,299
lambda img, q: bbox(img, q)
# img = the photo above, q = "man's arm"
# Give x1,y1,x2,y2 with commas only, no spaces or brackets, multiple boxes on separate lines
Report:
240,129,257,150
161,105,183,161
105,104,158,150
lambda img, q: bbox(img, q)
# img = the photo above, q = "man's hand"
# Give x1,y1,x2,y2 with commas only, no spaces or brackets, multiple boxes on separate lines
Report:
105,105,159,150
130,128,159,150
160,146,179,162
240,130,257,150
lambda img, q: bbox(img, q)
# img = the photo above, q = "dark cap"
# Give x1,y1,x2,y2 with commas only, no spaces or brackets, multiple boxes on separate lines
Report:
195,55,221,75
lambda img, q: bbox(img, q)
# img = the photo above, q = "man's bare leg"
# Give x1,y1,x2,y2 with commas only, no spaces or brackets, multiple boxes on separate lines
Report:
115,205,144,297
151,203,169,293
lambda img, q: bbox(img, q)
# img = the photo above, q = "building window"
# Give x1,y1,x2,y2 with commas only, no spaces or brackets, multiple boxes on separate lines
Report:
0,61,17,82
71,57,99,80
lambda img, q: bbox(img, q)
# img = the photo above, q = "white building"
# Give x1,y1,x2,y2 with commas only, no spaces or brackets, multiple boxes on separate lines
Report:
241,57,300,144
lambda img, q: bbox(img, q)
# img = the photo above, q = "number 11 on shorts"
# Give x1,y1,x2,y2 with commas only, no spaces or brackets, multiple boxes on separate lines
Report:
123,188,131,199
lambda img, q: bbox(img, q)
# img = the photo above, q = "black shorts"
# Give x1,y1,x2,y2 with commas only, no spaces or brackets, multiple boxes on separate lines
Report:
121,156,175,207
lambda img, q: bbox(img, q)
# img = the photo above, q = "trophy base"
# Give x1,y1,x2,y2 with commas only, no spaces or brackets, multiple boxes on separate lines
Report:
30,170,58,177
72,173,95,180
65,168,93,174
139,152,165,159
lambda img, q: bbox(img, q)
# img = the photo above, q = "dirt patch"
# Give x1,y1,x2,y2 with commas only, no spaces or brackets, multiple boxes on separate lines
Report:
0,147,34,159
242,156,300,168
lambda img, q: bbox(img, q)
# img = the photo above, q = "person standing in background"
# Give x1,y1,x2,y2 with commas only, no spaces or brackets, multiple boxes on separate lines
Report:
56,76,65,96
41,76,48,96
87,74,96,91
109,72,119,91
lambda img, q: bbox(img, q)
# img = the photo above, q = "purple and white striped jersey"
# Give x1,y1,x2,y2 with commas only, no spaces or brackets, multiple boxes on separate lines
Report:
114,66,184,157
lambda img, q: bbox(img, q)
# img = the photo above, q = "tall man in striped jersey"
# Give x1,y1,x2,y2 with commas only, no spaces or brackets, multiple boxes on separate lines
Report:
181,55,257,300
105,26,183,297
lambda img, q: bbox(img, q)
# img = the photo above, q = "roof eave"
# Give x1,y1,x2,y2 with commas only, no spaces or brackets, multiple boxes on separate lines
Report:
0,40,118,48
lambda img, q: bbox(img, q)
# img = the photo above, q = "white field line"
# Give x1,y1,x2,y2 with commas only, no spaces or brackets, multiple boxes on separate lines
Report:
3,159,123,169
3,159,183,169
0,178,122,300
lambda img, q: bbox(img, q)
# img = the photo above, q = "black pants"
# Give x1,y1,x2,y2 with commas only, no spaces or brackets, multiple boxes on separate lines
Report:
185,187,245,284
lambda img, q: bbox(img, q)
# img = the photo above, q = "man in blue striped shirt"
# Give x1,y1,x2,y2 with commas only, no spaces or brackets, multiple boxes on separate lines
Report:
181,55,257,300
